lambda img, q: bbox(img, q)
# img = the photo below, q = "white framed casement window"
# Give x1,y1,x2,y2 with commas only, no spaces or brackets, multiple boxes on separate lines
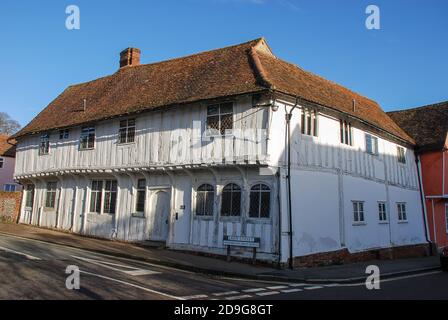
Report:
4,184,16,192
352,201,365,224
118,119,136,144
301,108,318,137
397,146,406,164
340,120,353,146
378,201,388,223
89,180,117,214
397,202,407,222
25,184,35,208
80,126,95,150
103,180,118,214
135,179,146,213
59,129,69,140
220,183,242,217
365,133,378,155
249,183,271,219
206,102,233,136
195,184,215,216
39,133,50,155
90,180,103,213
45,182,58,209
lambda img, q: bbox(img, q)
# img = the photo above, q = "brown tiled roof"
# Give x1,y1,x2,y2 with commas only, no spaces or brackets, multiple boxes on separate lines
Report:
13,38,413,144
0,134,16,157
388,101,448,152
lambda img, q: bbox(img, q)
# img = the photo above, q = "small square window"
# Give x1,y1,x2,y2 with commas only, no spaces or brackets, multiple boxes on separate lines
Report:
59,129,69,140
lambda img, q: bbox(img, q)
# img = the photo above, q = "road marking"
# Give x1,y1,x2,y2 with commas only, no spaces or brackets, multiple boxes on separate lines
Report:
324,283,340,287
289,283,307,287
181,294,208,300
225,294,252,300
0,245,41,260
212,291,239,297
256,291,279,296
337,270,442,287
72,255,160,276
267,285,288,290
304,286,323,290
79,270,183,300
242,288,266,293
281,288,303,293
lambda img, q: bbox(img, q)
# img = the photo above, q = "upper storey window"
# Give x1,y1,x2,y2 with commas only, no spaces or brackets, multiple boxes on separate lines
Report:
80,127,95,150
39,133,50,155
0,157,3,169
365,133,378,155
301,108,318,137
206,102,233,136
59,129,69,140
397,146,406,164
340,120,353,146
118,119,136,144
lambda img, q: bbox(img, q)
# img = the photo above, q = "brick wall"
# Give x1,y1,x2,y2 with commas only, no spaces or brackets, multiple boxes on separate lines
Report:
0,191,22,223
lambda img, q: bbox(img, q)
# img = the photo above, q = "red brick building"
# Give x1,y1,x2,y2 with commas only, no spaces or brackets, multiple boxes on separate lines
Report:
389,101,448,248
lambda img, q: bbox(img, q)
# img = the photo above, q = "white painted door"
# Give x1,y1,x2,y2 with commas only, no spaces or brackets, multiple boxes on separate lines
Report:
147,189,170,241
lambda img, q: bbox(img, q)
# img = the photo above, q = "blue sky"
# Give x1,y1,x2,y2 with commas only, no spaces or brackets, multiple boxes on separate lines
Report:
0,0,447,127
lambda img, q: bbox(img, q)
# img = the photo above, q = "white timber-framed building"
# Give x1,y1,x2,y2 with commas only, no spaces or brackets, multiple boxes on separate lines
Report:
11,39,429,266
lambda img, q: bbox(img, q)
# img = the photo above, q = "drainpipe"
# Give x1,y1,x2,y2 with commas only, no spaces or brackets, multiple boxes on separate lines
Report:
415,152,432,255
285,98,299,269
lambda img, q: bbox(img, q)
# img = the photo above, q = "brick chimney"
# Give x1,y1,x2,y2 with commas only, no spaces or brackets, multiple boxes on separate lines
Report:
119,48,141,68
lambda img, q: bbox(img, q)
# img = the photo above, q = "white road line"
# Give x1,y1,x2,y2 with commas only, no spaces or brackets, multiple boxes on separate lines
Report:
0,245,41,260
256,291,280,296
212,291,239,297
324,283,340,287
72,255,160,276
225,294,252,300
79,270,183,300
181,294,208,300
267,285,289,290
242,288,267,293
304,286,323,290
281,288,303,293
289,283,307,287
337,270,442,287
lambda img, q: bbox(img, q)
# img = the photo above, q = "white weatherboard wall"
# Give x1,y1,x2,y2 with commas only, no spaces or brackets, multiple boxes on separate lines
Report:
270,100,426,262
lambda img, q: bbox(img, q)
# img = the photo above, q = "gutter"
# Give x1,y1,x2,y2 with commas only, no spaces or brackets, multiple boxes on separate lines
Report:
415,153,433,254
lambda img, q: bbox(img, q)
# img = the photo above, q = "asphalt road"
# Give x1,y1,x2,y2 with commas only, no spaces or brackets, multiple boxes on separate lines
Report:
0,233,447,300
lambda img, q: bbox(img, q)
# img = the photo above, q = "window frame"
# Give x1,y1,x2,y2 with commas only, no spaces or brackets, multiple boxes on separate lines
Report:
205,102,234,137
340,120,353,146
397,202,408,222
0,157,3,169
397,146,406,164
195,184,215,217
89,180,103,214
4,184,16,192
25,184,35,208
89,179,118,215
80,126,95,150
118,118,136,144
103,180,118,214
300,108,318,137
39,133,50,155
135,179,146,214
45,182,58,210
352,201,365,225
248,183,271,220
220,183,242,217
378,201,388,223
365,133,379,155
59,129,69,140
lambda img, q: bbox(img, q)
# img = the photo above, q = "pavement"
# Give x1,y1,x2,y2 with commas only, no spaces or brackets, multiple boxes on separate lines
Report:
0,222,441,284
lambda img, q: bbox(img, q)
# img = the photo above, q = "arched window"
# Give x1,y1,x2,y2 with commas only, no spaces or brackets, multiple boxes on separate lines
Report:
196,184,214,216
221,184,241,217
249,184,270,218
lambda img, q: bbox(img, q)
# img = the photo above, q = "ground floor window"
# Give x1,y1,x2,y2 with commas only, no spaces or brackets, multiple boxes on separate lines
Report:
135,179,146,213
196,184,214,216
25,184,34,208
45,182,58,209
397,203,407,222
378,201,387,222
353,201,365,223
221,183,241,217
103,180,118,214
90,180,103,213
89,180,118,214
249,184,270,218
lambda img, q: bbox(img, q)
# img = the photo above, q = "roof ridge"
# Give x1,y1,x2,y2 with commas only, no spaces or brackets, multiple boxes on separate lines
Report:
67,38,265,89
388,100,448,114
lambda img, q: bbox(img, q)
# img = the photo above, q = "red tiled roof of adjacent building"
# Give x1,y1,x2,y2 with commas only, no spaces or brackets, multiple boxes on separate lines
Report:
0,134,16,157
12,38,413,144
388,101,448,152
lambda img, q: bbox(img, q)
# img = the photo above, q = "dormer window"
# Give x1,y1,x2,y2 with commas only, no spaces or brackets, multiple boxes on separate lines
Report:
206,102,233,136
39,133,50,155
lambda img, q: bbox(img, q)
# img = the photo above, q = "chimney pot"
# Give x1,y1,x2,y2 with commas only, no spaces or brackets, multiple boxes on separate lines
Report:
119,48,141,68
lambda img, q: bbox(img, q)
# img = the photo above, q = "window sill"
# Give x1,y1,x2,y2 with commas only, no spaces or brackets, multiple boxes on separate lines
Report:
379,221,389,225
398,220,409,224
219,216,242,222
194,215,214,220
79,148,94,151
352,222,366,226
131,212,145,218
246,217,271,224
117,142,136,147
